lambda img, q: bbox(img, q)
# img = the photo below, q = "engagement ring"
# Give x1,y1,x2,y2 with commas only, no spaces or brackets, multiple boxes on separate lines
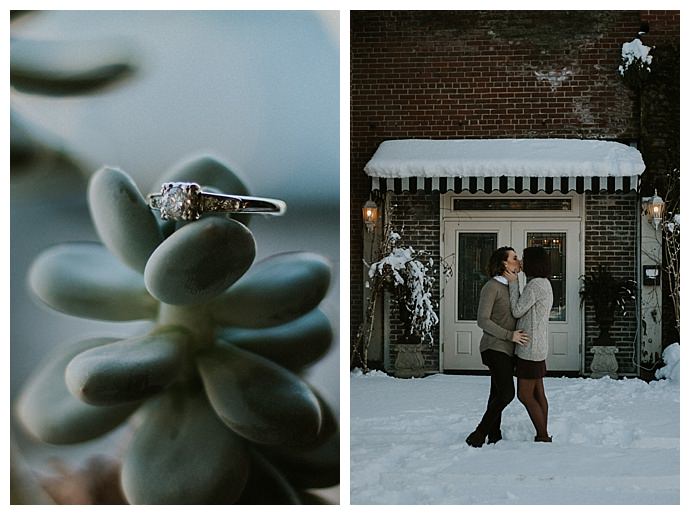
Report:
148,182,286,221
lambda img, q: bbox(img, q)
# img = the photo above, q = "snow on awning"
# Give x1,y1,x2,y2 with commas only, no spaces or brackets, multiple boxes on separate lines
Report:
364,139,644,194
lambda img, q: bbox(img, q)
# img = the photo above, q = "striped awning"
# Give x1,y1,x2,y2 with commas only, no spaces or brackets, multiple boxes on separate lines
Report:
369,175,638,194
365,139,644,194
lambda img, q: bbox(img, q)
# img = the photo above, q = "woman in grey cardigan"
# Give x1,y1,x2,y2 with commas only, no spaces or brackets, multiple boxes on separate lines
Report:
504,246,554,443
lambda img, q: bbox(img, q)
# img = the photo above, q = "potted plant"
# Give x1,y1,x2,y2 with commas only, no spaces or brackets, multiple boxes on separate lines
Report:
579,265,636,346
579,265,636,378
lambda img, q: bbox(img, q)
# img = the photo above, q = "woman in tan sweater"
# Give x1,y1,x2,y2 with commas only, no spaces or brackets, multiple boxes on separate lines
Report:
465,247,529,448
504,246,554,443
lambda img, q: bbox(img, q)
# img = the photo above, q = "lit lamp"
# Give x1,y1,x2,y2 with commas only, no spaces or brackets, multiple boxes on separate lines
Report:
642,189,665,229
362,199,379,233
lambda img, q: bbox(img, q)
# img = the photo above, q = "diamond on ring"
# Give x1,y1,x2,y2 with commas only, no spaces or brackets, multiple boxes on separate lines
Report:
158,182,202,221
147,182,286,221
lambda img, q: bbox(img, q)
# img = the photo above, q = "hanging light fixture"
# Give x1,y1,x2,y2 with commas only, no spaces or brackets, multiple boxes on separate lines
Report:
642,189,665,229
362,198,379,233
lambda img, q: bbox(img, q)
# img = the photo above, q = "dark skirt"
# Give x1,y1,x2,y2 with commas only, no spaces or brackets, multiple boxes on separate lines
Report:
515,357,547,379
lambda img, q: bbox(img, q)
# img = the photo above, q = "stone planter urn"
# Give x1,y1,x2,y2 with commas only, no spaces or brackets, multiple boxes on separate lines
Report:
590,346,619,379
394,343,425,378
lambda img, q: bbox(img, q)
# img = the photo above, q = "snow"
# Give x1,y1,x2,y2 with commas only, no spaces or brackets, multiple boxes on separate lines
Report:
351,372,679,504
666,214,680,234
656,343,679,382
619,38,653,75
534,67,572,91
364,139,645,179
369,247,414,286
403,258,439,342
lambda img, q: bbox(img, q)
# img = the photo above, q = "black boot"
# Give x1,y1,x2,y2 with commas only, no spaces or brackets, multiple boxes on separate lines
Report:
534,435,552,443
465,429,486,448
487,430,502,444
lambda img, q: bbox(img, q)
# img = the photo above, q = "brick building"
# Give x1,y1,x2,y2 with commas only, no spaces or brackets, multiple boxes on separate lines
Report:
350,11,679,377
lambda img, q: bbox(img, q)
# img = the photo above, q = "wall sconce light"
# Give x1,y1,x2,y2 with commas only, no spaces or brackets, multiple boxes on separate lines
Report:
362,199,379,232
642,189,665,229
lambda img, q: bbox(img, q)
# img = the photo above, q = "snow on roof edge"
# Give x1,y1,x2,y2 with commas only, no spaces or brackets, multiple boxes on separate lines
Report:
364,139,645,179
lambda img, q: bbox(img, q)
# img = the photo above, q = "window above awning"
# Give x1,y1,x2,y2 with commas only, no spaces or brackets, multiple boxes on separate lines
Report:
364,139,644,194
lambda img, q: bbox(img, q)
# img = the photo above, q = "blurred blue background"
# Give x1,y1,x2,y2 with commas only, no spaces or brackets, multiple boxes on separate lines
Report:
10,10,339,503
11,10,339,205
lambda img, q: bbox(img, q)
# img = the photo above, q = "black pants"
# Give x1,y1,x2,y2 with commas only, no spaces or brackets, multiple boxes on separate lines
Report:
476,349,516,436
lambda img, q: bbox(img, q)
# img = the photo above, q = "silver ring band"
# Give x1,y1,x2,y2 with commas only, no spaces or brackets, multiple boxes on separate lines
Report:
148,182,286,221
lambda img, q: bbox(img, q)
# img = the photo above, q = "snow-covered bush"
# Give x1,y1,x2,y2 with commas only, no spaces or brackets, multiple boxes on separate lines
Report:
655,342,679,382
618,38,654,87
352,199,439,372
368,232,439,345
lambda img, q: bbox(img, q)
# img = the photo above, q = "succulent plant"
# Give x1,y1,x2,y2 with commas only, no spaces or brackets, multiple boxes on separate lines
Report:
17,155,338,504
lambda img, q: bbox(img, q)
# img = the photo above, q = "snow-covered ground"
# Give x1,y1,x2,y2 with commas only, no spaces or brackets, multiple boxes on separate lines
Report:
351,364,679,504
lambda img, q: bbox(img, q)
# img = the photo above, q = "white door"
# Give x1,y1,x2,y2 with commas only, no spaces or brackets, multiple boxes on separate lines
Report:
442,219,582,371
441,221,511,370
511,221,582,371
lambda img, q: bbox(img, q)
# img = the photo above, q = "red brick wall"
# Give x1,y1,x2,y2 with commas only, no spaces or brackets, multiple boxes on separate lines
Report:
640,10,680,40
584,193,639,374
350,10,680,374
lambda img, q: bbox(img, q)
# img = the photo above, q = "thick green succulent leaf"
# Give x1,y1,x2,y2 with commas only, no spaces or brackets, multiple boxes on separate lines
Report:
88,166,163,273
28,242,157,321
65,329,189,406
311,389,339,445
121,388,250,505
157,155,251,197
158,218,177,239
10,109,85,173
259,390,339,489
218,309,332,371
16,338,139,444
266,427,340,489
211,252,331,328
156,154,252,226
10,109,41,168
196,345,322,447
236,450,301,505
144,217,255,305
10,37,135,96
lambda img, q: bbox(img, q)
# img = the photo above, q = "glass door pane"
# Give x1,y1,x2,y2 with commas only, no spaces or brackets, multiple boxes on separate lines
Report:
457,233,497,320
527,232,566,321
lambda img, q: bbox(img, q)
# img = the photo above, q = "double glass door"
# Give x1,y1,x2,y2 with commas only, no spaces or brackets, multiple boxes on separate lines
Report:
442,219,581,371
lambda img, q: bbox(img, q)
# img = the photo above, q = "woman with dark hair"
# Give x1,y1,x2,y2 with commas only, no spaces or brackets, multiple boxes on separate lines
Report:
503,246,554,443
465,246,529,448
